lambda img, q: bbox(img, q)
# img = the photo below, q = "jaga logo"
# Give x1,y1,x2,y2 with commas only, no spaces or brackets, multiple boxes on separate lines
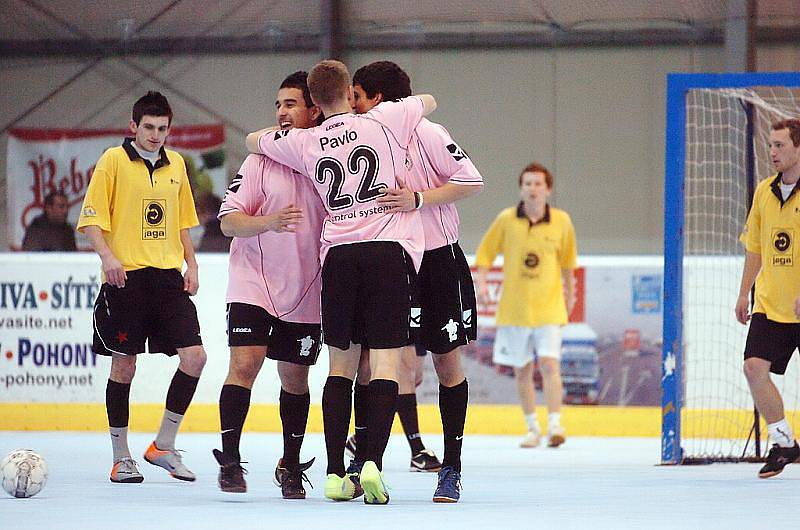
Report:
772,228,793,266
142,199,167,240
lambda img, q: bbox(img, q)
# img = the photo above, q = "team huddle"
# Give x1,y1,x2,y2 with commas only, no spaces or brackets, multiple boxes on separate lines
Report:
76,58,586,504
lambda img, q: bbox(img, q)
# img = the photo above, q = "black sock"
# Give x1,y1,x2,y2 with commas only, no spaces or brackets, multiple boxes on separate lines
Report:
353,383,370,462
165,369,200,415
106,379,131,428
322,376,353,476
397,393,425,454
280,389,310,469
366,379,398,470
219,384,251,462
439,379,468,472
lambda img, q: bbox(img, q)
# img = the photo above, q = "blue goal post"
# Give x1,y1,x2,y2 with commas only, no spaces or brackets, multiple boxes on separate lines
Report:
662,72,800,465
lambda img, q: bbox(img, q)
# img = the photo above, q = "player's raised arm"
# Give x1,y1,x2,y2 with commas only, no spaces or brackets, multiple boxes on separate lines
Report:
245,126,279,154
416,94,436,115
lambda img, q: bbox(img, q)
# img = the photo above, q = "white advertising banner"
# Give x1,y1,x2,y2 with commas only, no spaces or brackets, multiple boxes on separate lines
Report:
0,254,330,405
1,254,663,407
6,125,227,250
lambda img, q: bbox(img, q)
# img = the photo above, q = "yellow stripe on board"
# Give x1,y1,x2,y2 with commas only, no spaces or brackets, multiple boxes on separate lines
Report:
1,403,658,436
2,403,796,438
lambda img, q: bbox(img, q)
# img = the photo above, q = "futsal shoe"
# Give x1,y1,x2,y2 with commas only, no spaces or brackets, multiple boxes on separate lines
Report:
432,466,462,503
548,426,566,448
520,430,541,448
360,460,390,505
212,448,247,493
324,472,362,501
410,449,442,472
273,457,315,499
143,441,196,481
110,457,144,483
758,442,800,478
344,433,358,460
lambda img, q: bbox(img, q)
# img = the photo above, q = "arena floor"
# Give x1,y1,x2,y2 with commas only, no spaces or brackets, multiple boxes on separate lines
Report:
1,432,793,529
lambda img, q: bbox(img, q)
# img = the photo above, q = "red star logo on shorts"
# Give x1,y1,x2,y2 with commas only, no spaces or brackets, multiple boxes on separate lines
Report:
116,331,128,343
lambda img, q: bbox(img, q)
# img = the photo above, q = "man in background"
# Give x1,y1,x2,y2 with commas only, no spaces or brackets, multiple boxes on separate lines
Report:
476,162,576,450
22,190,77,251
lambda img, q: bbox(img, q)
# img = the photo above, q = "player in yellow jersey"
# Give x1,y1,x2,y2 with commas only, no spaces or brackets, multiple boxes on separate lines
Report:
736,118,800,478
475,162,577,448
77,91,207,484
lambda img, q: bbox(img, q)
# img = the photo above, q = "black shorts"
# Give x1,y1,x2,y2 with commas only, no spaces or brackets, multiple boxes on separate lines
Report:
227,303,321,366
744,313,800,375
417,243,477,354
92,268,202,356
322,241,415,350
415,343,428,357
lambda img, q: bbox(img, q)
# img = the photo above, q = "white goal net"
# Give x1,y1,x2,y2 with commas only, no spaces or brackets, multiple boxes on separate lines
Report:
679,86,800,462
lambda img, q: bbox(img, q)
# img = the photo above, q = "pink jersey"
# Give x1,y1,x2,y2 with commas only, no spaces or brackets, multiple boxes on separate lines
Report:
258,97,426,270
219,154,326,324
407,118,484,250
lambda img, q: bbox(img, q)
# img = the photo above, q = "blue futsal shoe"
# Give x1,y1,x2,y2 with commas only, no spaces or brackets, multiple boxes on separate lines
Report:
432,466,461,503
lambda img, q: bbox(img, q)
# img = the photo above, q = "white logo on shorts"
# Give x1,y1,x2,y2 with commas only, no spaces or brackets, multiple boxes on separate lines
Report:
410,307,422,328
232,327,252,333
298,335,314,357
442,319,459,342
462,309,473,329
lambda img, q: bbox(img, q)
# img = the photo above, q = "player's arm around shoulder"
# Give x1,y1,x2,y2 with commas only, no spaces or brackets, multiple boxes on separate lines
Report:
245,126,281,154
418,120,484,202
415,94,436,116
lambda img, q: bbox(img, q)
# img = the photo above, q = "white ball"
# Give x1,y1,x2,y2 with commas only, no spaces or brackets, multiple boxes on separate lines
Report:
1,449,48,498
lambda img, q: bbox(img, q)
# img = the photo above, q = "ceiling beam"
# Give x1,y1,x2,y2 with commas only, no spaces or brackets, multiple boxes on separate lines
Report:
2,26,799,58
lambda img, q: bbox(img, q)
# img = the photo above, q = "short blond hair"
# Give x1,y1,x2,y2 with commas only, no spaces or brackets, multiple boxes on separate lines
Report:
308,60,351,106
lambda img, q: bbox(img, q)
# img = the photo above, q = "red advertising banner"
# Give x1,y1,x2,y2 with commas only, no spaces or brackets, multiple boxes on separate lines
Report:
6,125,226,250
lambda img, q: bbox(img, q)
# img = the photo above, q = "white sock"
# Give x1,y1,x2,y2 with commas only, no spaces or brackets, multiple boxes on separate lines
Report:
768,418,795,448
548,412,561,431
525,413,540,433
154,410,184,450
110,426,131,462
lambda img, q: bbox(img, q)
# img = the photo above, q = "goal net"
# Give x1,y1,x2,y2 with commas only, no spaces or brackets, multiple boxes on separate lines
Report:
662,73,800,464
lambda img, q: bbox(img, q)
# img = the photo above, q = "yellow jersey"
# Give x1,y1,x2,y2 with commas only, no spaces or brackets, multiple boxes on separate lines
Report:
77,138,199,272
476,203,577,327
741,174,800,323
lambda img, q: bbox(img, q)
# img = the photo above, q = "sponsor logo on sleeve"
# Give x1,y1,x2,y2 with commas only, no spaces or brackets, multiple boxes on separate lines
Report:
446,143,468,161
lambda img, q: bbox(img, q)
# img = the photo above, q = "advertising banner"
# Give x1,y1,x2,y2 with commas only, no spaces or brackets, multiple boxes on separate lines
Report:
1,255,662,407
6,125,227,250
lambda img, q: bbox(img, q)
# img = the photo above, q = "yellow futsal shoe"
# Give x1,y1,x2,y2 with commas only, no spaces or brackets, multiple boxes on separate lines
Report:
359,460,390,505
324,473,360,501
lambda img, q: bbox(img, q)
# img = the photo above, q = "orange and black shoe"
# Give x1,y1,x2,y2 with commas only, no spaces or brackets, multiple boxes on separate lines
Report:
110,457,144,483
143,441,196,481
758,442,800,478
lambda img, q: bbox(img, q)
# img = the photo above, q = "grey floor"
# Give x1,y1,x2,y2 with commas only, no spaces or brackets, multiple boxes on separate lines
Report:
1,432,795,529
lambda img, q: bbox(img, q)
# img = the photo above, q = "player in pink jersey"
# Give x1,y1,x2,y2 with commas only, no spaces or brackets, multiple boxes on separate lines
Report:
212,72,326,500
347,61,483,503
246,60,436,505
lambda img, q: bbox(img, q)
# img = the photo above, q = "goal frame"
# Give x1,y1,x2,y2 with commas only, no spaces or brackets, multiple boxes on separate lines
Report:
662,71,800,465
